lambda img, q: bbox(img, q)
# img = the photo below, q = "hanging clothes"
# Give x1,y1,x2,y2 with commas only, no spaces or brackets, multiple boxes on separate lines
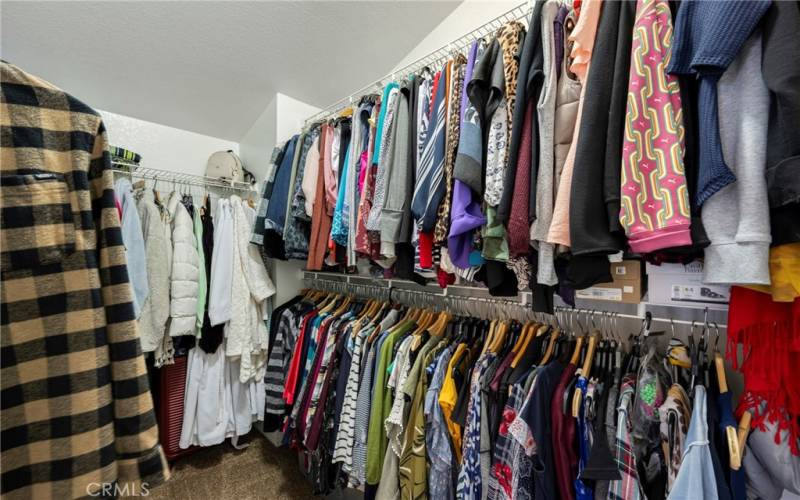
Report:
701,31,771,286
115,177,149,317
226,196,275,383
198,196,225,354
547,0,602,248
167,191,200,337
264,134,299,259
136,188,171,355
667,0,771,207
0,61,168,497
668,386,718,499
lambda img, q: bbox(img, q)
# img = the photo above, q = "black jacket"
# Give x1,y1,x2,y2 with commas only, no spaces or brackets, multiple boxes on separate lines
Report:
568,0,625,256
497,1,543,224
762,1,800,245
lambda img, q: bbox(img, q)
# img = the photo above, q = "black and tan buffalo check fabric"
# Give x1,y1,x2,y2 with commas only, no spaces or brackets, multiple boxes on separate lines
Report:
1,62,168,498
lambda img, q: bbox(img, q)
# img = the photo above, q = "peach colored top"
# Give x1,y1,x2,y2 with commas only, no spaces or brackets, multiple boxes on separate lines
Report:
547,0,603,247
323,122,337,216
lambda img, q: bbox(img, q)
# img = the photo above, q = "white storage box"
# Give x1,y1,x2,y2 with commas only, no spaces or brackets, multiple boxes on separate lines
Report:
646,261,729,310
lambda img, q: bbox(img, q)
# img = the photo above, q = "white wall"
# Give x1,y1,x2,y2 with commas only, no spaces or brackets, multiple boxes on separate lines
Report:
391,0,521,71
243,92,320,443
247,3,524,308
239,96,277,181
239,92,321,183
272,94,320,306
100,109,239,176
276,93,321,144
240,93,321,309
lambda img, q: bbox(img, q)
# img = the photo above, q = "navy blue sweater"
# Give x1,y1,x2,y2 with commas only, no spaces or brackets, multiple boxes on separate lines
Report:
668,0,771,207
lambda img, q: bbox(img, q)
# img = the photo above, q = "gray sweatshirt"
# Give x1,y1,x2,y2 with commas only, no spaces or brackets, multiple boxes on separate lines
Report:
532,0,560,286
380,90,411,256
702,32,771,285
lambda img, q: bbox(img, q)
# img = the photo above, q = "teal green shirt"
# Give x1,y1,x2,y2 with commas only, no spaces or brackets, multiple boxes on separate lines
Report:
365,320,415,484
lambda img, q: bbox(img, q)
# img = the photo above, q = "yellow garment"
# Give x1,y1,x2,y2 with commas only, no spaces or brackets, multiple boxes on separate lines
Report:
399,344,442,500
439,343,466,464
745,243,800,302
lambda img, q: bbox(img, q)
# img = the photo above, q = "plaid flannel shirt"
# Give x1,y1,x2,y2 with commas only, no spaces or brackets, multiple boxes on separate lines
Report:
608,376,642,500
1,62,168,498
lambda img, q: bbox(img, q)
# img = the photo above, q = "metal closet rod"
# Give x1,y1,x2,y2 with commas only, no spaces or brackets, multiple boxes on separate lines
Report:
307,276,524,306
303,271,526,304
110,161,253,192
304,272,728,328
553,306,728,330
303,1,531,127
304,274,536,319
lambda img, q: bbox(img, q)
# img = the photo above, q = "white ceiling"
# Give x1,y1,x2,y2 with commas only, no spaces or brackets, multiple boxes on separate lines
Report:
2,1,460,141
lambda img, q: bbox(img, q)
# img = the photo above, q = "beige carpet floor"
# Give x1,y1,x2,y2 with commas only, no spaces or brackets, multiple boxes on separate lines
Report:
147,433,314,499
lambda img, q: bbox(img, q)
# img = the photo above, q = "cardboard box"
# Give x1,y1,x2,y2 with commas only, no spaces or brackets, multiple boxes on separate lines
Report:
646,261,729,309
575,260,644,304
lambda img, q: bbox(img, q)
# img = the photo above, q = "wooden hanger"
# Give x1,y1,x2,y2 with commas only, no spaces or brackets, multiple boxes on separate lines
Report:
412,310,429,336
399,306,416,325
538,327,561,367
332,294,351,317
368,299,382,318
511,322,533,356
365,299,378,319
410,310,435,351
368,304,390,343
510,323,535,368
715,352,743,470
486,320,500,353
715,353,728,393
357,299,375,320
481,319,497,357
572,331,599,417
371,300,388,322
351,317,364,339
320,293,340,315
569,334,585,366
489,321,509,353
313,290,328,303
312,292,327,309
430,311,451,337
736,411,752,468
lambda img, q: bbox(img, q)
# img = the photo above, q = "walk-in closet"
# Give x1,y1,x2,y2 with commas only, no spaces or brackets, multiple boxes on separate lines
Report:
2,1,799,499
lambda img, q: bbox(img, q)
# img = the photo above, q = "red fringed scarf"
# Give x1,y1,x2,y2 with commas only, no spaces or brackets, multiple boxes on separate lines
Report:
726,286,800,455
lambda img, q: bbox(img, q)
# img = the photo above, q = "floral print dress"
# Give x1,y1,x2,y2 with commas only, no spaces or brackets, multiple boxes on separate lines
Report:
456,353,496,499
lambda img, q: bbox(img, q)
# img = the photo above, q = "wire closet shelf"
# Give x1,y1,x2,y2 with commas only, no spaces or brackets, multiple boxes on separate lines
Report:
302,1,531,127
302,271,728,329
110,160,254,192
